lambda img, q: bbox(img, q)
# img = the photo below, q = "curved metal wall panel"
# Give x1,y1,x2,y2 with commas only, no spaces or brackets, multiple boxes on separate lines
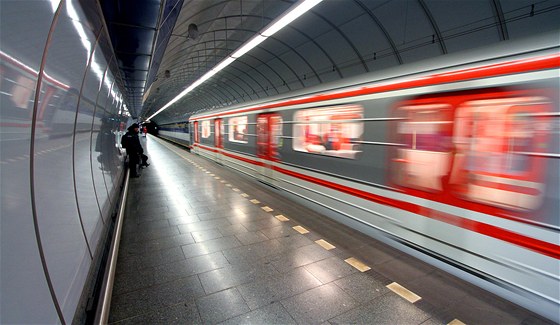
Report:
0,1,63,324
91,60,114,226
1,0,126,323
75,35,108,256
35,1,95,319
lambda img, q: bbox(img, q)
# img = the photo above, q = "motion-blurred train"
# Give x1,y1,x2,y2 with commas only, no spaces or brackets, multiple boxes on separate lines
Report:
158,121,191,148
165,34,560,321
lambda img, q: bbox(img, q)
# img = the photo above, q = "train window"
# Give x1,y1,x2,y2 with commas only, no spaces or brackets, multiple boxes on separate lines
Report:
228,116,248,143
201,120,211,138
450,97,551,210
392,104,453,192
293,105,363,159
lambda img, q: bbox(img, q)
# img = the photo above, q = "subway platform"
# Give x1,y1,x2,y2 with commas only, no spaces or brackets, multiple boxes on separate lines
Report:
108,135,552,324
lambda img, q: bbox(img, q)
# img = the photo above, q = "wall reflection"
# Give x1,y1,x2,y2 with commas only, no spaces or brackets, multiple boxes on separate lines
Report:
0,0,127,323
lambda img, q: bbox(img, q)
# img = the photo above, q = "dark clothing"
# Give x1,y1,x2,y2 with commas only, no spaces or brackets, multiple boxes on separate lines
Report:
140,153,149,166
121,129,144,176
121,130,143,156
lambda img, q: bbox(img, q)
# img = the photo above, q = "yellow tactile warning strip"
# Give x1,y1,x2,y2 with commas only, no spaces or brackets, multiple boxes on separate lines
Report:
292,225,309,234
315,239,336,250
261,206,274,212
344,257,371,272
275,214,289,221
386,282,422,303
250,199,260,204
447,319,466,325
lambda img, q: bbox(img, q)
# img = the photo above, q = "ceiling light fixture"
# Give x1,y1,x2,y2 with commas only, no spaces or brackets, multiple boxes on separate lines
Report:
147,0,323,121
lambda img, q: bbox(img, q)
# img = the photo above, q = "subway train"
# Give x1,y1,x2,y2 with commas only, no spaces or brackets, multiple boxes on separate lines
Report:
166,34,560,321
158,121,191,147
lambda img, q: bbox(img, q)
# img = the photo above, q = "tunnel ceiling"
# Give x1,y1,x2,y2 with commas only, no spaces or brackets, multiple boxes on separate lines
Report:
102,0,560,124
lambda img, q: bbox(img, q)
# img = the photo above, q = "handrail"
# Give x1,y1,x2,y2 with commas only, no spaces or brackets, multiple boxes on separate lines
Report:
94,169,130,324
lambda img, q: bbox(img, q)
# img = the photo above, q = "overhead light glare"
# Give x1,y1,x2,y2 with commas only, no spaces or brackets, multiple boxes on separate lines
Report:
262,0,323,37
231,35,267,58
213,56,236,72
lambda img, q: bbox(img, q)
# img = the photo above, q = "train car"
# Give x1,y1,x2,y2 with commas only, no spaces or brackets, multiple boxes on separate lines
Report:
157,121,191,148
186,34,560,321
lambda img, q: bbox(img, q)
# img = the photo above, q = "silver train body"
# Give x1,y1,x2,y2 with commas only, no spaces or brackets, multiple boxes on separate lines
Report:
158,121,191,148
180,34,560,321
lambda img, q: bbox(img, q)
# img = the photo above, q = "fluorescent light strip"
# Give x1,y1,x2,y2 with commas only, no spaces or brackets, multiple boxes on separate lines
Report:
147,0,323,121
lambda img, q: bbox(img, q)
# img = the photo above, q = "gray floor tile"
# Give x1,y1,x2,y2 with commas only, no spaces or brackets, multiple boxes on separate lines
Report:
111,301,201,325
259,224,295,239
199,262,280,294
153,251,230,283
144,233,195,252
268,243,334,273
109,286,164,323
167,214,201,226
196,288,250,324
181,236,242,259
235,230,269,245
218,223,249,236
152,275,206,305
238,267,323,310
304,256,357,284
281,283,358,324
333,272,389,304
329,293,431,325
112,267,155,296
136,246,186,270
191,228,224,242
219,302,296,325
177,219,232,233
222,239,285,265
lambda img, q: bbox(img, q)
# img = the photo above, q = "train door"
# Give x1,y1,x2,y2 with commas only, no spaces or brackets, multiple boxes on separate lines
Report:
450,96,551,211
256,113,282,185
392,104,454,192
214,118,223,164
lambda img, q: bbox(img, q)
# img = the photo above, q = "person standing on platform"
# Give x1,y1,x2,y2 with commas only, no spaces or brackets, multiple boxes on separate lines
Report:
121,123,148,177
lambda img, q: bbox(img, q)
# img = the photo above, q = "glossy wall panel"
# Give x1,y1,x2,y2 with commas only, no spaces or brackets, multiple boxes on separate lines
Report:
0,1,126,323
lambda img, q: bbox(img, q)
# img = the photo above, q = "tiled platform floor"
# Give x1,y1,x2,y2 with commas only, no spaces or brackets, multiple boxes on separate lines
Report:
109,135,553,324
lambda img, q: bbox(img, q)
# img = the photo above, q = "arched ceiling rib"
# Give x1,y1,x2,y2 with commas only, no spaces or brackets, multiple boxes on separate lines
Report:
103,0,560,124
